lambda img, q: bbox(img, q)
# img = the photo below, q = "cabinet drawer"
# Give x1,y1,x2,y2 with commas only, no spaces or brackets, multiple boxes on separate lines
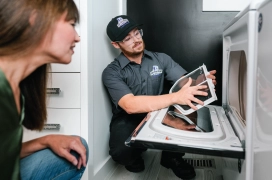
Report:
47,73,80,108
23,109,81,142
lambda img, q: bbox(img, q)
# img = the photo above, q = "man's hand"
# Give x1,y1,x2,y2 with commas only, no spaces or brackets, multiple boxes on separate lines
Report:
207,70,217,86
175,78,208,110
47,135,87,169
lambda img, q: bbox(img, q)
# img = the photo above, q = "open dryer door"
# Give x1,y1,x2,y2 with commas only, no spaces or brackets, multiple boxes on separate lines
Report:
125,105,245,159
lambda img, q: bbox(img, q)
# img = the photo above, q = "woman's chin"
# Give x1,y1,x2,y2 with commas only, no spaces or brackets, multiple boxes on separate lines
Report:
53,59,72,65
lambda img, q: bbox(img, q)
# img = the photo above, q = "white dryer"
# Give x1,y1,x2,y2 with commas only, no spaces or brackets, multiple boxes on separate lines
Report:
126,1,272,180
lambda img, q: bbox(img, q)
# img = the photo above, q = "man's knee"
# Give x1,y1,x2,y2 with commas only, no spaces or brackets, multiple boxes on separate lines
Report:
109,145,135,165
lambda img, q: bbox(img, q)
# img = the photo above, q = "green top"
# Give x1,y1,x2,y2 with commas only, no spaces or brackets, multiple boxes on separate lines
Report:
0,69,25,180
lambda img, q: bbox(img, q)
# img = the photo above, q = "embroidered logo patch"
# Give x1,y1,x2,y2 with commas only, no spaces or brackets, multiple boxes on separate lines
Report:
150,65,162,76
116,17,129,28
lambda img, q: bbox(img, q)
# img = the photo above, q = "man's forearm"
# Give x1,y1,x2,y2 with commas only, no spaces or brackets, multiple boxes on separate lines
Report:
119,93,178,114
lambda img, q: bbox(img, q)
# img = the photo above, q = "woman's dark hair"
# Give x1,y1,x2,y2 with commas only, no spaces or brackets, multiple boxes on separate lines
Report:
0,0,80,130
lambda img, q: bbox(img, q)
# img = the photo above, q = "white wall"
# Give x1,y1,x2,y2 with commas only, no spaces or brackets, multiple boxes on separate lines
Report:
80,0,127,179
203,0,252,11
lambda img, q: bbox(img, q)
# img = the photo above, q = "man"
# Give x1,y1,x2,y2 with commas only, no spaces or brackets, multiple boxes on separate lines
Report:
102,15,216,179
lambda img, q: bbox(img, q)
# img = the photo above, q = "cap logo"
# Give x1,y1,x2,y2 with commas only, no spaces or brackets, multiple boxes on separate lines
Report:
116,17,129,28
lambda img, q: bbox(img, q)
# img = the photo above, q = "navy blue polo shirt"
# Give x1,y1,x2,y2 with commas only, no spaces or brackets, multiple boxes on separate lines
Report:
102,49,187,116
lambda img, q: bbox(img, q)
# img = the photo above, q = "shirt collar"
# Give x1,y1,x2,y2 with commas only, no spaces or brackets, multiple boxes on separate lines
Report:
116,49,153,69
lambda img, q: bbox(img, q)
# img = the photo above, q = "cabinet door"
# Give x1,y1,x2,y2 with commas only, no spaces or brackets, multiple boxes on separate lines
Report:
47,73,80,108
23,109,81,142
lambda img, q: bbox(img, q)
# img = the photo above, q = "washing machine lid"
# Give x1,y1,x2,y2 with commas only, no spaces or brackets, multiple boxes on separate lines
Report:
169,64,217,115
125,106,245,159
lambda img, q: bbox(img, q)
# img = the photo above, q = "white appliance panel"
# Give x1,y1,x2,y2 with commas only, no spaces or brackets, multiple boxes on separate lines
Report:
254,1,272,180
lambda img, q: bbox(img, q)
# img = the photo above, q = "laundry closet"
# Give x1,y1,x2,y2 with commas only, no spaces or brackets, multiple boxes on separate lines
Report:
22,0,272,180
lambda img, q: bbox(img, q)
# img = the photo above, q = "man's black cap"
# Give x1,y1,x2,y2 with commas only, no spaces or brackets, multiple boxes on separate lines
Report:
106,15,142,42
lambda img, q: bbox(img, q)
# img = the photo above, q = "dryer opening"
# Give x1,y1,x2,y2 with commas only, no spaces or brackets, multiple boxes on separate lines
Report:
228,51,247,127
161,106,213,132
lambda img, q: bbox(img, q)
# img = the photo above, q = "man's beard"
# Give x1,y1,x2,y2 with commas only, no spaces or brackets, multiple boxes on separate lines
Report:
119,41,145,57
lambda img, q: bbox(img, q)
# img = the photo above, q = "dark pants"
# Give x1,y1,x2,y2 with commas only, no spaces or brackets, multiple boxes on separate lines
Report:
109,113,184,166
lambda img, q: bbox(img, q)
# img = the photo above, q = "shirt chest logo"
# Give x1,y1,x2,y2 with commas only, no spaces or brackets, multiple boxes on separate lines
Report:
150,65,162,76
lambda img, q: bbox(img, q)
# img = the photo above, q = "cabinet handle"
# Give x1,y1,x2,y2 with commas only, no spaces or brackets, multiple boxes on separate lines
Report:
43,124,61,130
46,88,61,95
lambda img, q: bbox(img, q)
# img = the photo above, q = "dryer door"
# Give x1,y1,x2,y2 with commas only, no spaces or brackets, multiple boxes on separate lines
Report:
125,105,245,159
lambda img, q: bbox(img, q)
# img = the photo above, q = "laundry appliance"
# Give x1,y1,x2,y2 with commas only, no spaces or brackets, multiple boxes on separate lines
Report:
126,1,272,179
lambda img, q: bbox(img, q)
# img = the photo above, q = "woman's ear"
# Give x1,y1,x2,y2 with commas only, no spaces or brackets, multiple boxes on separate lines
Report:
111,41,120,49
29,10,37,26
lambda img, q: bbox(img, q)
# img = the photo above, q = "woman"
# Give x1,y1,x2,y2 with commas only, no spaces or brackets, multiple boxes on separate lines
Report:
0,0,88,179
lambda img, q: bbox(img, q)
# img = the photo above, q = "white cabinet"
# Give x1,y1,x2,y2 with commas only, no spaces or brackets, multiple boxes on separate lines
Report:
22,76,81,140
23,49,81,142
23,109,81,142
47,73,81,108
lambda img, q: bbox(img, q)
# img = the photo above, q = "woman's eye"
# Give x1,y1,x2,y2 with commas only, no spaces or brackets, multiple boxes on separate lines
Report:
69,20,76,27
135,32,139,36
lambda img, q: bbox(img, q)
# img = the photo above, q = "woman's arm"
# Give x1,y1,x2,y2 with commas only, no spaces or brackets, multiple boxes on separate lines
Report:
21,135,87,169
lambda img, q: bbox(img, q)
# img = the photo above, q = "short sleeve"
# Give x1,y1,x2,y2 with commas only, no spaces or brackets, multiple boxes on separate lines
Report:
159,53,187,84
102,66,132,107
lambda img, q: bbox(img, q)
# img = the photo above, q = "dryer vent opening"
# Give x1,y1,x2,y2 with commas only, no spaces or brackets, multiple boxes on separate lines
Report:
184,158,216,169
228,51,247,127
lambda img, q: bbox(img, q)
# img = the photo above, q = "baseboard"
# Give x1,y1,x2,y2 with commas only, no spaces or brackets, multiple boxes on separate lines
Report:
93,156,118,180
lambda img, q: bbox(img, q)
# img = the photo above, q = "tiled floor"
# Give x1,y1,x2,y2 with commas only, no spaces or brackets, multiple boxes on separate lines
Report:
106,150,224,180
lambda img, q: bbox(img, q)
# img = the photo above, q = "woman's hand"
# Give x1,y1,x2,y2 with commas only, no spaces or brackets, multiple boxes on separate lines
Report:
21,135,87,169
46,135,87,169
